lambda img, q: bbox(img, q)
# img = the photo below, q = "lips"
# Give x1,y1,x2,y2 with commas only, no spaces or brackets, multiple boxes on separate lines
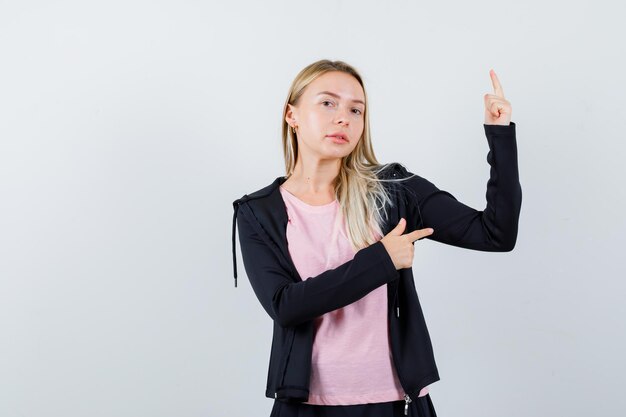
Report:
326,132,348,142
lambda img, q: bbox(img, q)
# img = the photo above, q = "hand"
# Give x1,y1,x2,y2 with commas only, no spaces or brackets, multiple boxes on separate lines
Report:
484,69,512,126
380,218,434,270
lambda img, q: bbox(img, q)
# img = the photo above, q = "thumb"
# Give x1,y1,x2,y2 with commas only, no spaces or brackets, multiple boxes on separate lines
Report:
387,217,406,236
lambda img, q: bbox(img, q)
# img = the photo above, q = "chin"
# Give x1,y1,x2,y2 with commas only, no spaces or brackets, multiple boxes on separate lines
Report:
321,150,354,160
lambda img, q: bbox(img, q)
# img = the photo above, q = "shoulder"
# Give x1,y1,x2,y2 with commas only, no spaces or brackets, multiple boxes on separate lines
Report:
232,176,284,207
377,161,439,198
374,161,409,179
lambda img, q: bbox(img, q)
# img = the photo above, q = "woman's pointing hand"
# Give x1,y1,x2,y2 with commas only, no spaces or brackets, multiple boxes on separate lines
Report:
380,218,434,270
484,69,512,126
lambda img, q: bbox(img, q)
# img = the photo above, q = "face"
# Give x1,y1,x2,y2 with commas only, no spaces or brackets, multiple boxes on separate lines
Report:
286,71,365,161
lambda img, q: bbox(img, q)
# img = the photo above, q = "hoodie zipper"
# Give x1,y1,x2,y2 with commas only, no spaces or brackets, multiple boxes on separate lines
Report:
404,393,412,415
394,282,400,318
392,281,415,415
278,327,297,391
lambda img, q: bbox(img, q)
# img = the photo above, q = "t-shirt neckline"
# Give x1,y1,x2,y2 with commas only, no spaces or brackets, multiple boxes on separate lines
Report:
279,185,338,212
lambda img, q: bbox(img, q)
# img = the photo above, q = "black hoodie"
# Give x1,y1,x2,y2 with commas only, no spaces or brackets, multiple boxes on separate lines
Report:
231,122,521,407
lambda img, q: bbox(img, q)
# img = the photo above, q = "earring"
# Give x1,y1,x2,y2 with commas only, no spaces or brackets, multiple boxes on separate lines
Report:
292,126,296,134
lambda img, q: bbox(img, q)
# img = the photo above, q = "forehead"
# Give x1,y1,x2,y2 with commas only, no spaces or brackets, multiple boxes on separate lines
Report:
304,71,365,103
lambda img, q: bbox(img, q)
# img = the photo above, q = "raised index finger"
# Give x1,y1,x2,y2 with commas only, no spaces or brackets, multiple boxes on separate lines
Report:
490,69,505,98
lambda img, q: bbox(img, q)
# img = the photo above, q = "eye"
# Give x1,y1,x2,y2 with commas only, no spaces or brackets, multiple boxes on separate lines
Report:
322,100,363,115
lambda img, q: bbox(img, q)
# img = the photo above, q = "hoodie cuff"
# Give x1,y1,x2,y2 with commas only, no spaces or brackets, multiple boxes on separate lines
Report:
483,121,516,152
483,121,516,136
373,241,400,280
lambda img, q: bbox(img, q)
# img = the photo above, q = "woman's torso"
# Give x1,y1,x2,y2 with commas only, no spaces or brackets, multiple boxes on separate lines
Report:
279,185,429,405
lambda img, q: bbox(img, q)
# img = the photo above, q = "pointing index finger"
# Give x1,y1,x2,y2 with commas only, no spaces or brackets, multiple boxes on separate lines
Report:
490,69,505,98
407,228,434,242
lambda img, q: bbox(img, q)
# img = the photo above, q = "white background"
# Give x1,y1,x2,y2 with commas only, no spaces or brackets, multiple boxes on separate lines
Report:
1,1,624,416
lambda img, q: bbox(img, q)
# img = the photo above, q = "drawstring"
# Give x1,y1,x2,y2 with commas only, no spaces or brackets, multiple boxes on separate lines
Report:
232,201,240,287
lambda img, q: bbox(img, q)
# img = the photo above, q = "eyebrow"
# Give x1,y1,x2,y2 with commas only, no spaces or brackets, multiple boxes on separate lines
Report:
316,91,365,106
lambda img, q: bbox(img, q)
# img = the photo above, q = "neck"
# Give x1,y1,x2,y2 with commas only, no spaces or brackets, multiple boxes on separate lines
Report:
287,154,341,195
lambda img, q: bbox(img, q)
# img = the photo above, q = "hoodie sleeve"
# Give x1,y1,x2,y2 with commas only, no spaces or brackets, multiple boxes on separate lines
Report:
402,122,522,251
236,207,400,327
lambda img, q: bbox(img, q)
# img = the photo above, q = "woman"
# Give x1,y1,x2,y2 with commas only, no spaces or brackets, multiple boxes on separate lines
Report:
231,59,521,417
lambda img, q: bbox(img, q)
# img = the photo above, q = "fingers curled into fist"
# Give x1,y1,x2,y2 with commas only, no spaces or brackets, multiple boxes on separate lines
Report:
484,69,512,126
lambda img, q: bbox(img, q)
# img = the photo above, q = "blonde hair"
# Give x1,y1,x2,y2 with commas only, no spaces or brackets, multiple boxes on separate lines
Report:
281,59,404,252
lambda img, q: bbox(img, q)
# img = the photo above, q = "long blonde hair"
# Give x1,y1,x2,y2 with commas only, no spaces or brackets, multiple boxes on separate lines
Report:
281,59,402,252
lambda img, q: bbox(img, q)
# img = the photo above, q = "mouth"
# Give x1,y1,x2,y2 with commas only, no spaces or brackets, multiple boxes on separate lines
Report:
326,133,349,143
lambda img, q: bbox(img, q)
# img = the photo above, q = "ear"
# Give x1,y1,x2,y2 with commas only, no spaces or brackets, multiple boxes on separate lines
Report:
285,103,297,126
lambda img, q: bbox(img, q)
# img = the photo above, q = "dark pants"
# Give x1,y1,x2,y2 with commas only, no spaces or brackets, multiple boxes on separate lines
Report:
270,393,437,417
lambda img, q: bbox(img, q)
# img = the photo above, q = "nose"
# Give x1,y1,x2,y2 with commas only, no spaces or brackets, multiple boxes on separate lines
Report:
335,107,351,126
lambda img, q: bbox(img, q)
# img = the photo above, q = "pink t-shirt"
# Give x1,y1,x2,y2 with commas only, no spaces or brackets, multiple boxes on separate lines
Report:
279,185,429,405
